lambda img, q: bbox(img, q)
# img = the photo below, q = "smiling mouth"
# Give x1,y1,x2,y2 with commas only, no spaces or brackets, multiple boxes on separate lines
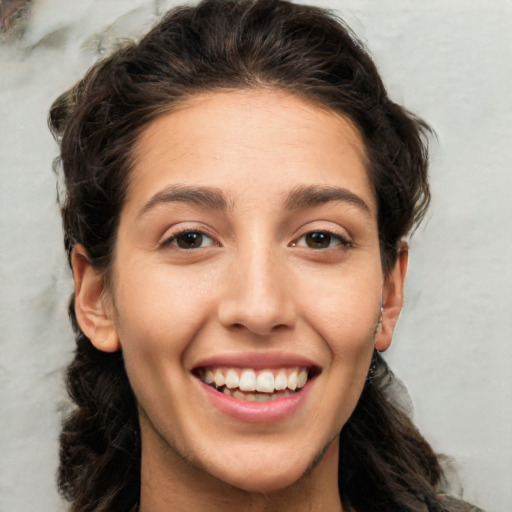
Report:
194,366,318,402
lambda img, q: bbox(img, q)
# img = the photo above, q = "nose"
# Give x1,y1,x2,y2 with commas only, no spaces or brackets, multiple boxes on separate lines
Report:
217,246,296,336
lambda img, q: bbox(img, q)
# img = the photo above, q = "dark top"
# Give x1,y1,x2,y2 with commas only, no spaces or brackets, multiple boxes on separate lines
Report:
129,495,486,511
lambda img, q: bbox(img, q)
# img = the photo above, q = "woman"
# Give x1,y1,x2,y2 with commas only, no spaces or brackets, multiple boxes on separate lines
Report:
50,1,485,511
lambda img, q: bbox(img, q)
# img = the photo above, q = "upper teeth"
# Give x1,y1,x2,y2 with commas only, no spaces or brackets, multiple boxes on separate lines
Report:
201,367,308,393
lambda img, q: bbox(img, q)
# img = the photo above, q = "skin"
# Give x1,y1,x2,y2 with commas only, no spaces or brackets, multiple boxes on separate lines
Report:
72,89,408,512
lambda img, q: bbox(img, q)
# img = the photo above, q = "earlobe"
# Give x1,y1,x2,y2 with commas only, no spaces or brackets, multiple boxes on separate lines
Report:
374,242,408,352
71,244,120,353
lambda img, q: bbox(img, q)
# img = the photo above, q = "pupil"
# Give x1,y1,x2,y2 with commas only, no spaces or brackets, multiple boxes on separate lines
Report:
177,232,202,248
306,232,330,248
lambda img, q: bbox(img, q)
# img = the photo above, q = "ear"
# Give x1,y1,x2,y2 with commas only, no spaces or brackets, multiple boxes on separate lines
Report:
71,244,120,353
374,242,408,352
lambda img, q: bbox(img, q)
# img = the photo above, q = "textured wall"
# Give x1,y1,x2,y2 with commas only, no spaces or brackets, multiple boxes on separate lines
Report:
1,1,510,511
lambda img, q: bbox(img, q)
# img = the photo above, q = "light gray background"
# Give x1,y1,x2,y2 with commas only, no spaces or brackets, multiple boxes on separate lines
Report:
1,1,511,511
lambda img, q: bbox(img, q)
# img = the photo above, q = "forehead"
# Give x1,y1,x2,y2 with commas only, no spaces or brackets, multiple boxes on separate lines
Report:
128,89,375,215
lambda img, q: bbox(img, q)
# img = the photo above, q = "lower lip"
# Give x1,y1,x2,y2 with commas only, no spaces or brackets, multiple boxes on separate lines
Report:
196,379,314,424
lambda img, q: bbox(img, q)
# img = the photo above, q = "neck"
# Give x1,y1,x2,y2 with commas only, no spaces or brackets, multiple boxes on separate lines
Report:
139,430,344,512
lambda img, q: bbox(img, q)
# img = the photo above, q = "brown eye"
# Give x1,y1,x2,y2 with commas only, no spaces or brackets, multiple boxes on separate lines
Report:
293,231,352,250
305,232,334,249
173,231,215,249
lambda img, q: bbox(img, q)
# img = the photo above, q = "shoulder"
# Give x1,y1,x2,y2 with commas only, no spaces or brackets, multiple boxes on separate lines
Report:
437,494,486,512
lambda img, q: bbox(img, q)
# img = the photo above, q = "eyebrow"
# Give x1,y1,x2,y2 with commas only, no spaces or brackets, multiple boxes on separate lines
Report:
138,184,230,219
137,183,371,219
284,185,372,214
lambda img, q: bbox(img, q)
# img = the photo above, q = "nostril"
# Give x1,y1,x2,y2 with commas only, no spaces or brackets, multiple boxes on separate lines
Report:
218,288,297,335
228,321,290,336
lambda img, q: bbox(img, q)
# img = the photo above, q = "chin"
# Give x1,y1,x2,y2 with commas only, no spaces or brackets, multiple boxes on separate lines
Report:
218,466,307,494
202,443,323,495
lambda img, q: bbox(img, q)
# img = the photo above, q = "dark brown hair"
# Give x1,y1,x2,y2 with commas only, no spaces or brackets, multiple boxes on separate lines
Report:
50,1,440,511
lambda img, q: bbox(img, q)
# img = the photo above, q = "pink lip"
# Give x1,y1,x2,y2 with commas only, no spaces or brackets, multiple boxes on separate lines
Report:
192,352,320,371
195,377,314,424
190,352,320,423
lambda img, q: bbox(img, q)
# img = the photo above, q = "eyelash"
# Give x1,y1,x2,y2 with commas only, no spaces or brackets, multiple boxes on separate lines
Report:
291,230,353,250
161,228,352,251
161,229,218,250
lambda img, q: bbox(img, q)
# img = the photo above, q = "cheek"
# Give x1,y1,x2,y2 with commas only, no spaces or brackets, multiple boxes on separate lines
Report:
110,264,210,431
112,260,219,367
298,262,383,350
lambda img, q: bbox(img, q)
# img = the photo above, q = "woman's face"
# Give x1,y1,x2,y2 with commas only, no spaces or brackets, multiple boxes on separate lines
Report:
77,89,405,493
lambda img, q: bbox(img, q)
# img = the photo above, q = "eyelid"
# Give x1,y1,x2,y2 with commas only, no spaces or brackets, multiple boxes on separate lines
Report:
158,223,220,248
290,224,353,247
292,230,352,249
